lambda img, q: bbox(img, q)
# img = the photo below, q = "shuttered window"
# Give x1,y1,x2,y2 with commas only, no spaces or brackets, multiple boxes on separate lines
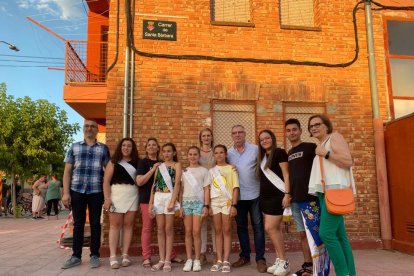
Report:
280,0,315,28
212,0,251,23
212,101,256,148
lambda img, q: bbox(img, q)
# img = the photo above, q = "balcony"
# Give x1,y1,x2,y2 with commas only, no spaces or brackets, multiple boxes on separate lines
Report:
63,40,108,120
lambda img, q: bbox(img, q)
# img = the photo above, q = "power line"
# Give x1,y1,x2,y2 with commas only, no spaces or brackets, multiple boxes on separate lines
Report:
0,59,64,64
0,54,63,60
0,65,62,68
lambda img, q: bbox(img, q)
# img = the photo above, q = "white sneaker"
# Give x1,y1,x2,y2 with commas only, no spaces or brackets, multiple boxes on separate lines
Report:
193,259,202,272
267,258,280,274
183,259,193,272
273,259,290,276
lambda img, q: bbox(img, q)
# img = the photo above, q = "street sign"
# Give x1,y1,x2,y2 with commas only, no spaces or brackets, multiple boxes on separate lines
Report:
143,20,177,41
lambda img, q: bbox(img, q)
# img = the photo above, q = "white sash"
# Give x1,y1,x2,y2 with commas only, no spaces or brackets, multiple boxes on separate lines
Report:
211,166,232,201
183,169,204,202
118,160,137,183
159,163,174,193
260,155,286,193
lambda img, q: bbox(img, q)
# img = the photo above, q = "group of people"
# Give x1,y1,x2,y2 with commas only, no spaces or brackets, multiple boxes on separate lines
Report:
31,174,63,220
60,116,356,276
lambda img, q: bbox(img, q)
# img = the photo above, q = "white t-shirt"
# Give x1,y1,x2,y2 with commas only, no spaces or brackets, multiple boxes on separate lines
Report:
182,166,211,202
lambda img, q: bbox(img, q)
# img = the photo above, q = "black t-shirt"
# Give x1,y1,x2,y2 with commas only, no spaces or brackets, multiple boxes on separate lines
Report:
288,142,318,202
110,161,138,185
137,158,158,204
259,148,288,198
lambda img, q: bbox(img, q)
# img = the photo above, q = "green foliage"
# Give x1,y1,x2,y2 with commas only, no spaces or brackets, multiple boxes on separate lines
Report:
0,83,80,178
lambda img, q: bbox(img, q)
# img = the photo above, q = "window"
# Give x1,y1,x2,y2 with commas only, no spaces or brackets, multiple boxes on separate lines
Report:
212,100,256,148
211,0,251,24
386,20,414,119
280,0,316,29
283,102,325,150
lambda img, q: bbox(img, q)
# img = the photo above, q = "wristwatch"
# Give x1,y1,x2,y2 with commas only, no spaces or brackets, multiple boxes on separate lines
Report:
325,151,330,159
231,204,237,208
203,204,210,209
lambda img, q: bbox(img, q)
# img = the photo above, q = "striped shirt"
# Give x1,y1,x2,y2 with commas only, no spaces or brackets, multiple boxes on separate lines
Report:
64,140,110,194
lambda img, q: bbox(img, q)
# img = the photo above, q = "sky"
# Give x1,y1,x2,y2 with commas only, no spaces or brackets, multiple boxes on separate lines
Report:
0,0,89,142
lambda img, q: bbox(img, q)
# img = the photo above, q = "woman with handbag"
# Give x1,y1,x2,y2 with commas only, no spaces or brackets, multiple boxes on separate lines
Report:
307,114,356,276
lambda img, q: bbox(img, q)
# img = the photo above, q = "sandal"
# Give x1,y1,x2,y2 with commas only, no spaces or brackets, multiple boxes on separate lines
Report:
222,261,231,273
122,254,131,267
151,260,165,272
143,258,152,268
295,262,313,276
210,261,223,272
109,256,120,269
163,261,172,272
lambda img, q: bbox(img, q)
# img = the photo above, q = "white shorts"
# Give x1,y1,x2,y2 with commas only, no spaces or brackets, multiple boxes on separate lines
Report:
211,195,230,215
153,192,180,215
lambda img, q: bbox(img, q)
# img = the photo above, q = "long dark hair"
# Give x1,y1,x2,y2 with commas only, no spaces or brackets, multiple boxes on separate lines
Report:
111,138,139,164
256,129,277,177
213,144,229,164
162,142,178,162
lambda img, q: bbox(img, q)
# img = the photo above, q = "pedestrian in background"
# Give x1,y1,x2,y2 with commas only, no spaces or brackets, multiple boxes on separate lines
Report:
45,174,62,220
32,174,47,220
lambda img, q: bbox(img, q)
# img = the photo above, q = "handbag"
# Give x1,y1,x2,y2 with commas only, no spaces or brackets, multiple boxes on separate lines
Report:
319,156,355,215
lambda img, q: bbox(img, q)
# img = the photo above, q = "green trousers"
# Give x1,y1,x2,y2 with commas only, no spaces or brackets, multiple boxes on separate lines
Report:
318,193,356,276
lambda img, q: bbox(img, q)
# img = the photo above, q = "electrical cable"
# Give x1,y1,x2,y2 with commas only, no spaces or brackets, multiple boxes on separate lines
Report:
0,54,63,60
125,0,364,68
0,59,63,64
106,0,120,74
370,0,414,11
124,0,414,68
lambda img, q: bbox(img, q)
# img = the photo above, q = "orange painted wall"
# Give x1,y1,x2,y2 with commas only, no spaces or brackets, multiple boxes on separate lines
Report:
86,11,108,77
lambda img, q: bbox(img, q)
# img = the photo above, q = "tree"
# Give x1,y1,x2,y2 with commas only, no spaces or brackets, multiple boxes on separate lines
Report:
0,83,80,216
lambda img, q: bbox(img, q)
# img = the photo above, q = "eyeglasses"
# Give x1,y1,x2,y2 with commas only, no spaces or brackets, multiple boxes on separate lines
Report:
232,131,245,135
309,123,323,130
84,124,97,129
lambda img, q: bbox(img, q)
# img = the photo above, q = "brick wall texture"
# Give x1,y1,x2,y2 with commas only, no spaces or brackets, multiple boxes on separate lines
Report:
100,0,399,250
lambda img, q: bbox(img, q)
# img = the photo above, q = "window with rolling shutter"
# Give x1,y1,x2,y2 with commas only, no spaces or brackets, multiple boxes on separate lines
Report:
280,0,316,28
212,0,251,23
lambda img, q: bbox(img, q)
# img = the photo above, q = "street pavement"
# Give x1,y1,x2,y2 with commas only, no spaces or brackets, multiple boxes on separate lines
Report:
1,210,414,276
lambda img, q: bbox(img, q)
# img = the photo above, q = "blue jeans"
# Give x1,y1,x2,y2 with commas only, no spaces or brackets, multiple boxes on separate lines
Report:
235,197,265,261
71,190,104,259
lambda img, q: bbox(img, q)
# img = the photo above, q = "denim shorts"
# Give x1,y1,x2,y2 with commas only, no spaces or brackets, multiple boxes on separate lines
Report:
291,202,305,232
182,199,203,216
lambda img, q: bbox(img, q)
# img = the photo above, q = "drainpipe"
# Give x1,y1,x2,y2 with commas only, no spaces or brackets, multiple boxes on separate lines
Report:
123,46,130,138
129,48,135,138
364,0,392,250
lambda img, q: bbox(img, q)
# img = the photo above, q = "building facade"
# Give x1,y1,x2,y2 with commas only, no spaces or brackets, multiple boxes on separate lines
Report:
62,0,414,253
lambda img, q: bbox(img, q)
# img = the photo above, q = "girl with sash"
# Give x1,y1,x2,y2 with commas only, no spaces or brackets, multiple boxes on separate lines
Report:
257,130,291,276
209,145,240,273
148,143,182,272
179,146,211,272
103,138,139,269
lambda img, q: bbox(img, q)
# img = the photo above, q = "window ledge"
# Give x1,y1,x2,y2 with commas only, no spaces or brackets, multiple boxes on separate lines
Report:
280,24,321,32
211,21,255,28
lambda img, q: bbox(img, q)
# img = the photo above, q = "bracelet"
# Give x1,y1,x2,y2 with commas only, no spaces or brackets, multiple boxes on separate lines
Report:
231,204,237,208
325,150,331,159
203,204,210,209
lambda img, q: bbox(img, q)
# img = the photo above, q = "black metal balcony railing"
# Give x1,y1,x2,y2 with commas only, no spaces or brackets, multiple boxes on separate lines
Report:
65,40,107,84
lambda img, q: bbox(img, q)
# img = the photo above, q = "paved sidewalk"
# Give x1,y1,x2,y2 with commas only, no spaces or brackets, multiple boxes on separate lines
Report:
1,211,414,275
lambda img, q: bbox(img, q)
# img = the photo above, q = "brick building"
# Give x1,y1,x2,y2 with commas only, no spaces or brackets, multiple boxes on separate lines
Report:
62,1,414,254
